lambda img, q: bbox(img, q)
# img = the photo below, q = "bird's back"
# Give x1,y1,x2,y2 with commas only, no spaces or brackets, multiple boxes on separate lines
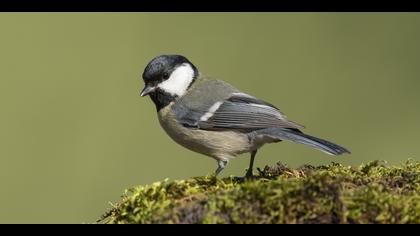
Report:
181,75,238,106
171,74,239,123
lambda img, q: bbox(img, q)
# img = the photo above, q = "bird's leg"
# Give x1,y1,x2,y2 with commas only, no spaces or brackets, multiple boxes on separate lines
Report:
245,150,258,179
215,160,228,176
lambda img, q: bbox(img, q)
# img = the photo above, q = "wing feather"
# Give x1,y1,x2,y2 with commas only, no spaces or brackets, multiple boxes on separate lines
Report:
196,93,304,131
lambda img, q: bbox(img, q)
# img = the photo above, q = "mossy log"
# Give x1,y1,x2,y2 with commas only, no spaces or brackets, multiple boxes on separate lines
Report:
98,160,419,224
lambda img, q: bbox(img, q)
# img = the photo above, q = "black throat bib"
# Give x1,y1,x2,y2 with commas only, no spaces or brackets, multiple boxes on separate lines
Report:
149,89,178,112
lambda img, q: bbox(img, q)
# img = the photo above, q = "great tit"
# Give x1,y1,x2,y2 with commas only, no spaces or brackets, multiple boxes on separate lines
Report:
140,55,350,178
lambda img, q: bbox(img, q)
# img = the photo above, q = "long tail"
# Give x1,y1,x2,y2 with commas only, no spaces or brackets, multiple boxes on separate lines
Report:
251,128,351,155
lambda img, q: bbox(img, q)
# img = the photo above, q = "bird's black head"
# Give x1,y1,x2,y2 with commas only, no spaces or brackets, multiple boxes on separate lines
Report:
140,55,199,111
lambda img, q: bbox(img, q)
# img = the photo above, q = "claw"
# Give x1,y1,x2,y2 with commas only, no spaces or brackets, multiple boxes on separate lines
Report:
233,172,258,182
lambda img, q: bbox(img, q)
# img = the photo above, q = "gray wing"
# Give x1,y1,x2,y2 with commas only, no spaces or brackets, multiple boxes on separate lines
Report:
179,92,304,132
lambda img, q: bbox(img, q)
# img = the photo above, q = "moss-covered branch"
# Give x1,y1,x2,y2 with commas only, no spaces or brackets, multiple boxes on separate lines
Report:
98,160,419,224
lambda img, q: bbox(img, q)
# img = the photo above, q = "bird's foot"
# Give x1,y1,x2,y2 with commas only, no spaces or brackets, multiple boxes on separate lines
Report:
233,170,258,182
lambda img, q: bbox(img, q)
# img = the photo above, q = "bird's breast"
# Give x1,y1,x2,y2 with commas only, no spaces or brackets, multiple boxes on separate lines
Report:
157,102,251,160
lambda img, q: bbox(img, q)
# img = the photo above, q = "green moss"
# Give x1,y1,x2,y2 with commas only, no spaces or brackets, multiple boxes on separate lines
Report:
98,160,420,224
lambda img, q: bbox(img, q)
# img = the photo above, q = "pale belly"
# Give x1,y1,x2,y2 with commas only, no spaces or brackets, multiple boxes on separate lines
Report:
157,105,251,161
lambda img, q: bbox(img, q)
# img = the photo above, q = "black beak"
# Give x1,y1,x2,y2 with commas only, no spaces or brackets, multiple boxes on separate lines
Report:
140,84,156,97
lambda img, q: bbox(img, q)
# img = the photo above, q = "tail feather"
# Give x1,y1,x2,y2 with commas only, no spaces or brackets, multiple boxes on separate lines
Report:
251,128,351,155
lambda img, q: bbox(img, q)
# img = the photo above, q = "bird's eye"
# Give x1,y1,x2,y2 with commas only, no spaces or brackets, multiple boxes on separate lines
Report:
163,72,169,80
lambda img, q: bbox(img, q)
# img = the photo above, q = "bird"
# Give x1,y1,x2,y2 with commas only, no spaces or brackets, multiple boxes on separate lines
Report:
139,55,350,178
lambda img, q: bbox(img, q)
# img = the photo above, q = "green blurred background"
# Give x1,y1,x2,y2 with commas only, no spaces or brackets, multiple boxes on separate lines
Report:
0,13,419,223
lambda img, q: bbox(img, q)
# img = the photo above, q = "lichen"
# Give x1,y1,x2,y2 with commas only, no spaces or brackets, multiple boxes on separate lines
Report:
98,159,420,224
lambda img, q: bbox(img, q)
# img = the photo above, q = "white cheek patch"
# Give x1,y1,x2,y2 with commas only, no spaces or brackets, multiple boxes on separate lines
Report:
200,101,223,121
158,63,195,97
